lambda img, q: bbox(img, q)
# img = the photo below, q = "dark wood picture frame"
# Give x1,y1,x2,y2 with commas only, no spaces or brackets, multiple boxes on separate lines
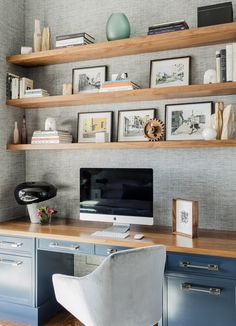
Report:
117,108,156,142
72,65,108,94
149,56,191,88
77,111,113,143
165,101,214,140
172,198,199,238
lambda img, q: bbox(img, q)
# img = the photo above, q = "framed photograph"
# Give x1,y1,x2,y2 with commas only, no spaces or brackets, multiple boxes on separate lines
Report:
150,56,191,88
172,198,198,238
77,111,113,143
165,101,213,140
117,109,156,141
72,66,107,93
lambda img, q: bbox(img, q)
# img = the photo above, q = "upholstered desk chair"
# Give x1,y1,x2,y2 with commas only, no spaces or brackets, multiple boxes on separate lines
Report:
53,245,166,326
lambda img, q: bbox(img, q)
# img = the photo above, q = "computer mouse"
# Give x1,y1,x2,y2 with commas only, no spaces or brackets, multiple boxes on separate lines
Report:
134,233,144,240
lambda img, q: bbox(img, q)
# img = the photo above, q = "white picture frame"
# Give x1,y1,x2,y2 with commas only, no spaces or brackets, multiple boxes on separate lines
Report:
165,101,213,140
150,56,191,88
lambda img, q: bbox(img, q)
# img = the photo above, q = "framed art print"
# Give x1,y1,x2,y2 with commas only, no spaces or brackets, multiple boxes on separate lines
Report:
150,56,191,88
72,66,107,93
117,108,156,141
77,111,113,143
165,101,213,140
172,198,198,238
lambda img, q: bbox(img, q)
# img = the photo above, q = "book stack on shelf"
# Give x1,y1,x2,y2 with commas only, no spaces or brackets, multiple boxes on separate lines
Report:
55,32,95,48
100,80,141,92
23,89,49,98
147,20,189,35
31,130,73,144
217,43,236,83
6,73,33,99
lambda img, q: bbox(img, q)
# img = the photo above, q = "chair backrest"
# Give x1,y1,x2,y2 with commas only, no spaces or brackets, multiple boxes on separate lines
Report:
53,245,166,326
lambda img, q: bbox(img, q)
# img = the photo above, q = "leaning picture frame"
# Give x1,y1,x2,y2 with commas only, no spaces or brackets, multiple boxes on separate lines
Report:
72,65,107,94
77,111,113,143
150,56,191,88
165,101,213,140
172,198,198,238
117,108,156,141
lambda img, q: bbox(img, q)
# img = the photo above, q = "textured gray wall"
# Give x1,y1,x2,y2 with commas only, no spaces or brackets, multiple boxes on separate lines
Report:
22,0,236,231
0,0,26,221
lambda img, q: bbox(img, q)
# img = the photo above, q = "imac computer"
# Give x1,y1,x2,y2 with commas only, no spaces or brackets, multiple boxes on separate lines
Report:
80,168,153,236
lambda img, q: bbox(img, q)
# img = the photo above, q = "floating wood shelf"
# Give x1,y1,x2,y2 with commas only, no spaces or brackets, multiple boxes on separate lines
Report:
6,82,236,109
6,140,236,151
7,23,236,66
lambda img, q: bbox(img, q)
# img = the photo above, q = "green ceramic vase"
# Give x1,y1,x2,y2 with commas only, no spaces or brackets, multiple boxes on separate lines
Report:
106,13,131,41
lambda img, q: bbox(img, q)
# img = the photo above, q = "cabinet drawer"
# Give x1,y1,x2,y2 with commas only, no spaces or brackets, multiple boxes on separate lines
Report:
38,238,94,255
166,252,236,278
0,235,34,254
165,274,236,326
95,244,128,256
0,253,33,306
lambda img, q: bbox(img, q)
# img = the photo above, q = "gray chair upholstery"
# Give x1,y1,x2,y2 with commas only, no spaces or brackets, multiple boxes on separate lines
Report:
53,245,166,326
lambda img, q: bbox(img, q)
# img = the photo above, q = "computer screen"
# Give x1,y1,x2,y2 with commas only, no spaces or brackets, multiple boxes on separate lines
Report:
80,168,153,225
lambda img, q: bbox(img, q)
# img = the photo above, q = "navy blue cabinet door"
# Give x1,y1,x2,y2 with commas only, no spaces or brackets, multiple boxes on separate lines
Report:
165,274,236,326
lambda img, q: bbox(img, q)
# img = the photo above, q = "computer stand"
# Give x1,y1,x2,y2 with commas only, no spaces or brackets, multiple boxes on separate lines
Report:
104,223,130,233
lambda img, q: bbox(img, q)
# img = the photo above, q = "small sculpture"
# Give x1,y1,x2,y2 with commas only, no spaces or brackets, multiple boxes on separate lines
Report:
45,117,56,131
143,118,165,141
202,127,217,140
41,27,51,51
203,69,217,84
34,19,42,52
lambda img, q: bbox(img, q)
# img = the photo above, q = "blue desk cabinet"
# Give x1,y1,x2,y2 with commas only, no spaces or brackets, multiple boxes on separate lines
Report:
164,253,236,326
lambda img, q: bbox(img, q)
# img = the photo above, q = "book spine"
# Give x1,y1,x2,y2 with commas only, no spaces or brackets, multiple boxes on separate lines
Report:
101,82,133,87
56,33,94,42
148,20,188,30
148,26,186,35
148,24,187,32
232,43,236,82
220,49,227,83
226,44,233,82
100,86,134,92
216,51,221,83
56,37,92,46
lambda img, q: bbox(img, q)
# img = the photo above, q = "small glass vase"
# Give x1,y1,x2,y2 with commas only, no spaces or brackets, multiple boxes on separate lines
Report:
40,214,52,225
106,13,131,41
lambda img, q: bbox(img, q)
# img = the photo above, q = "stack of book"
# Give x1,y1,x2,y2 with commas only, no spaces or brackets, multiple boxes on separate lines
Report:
55,32,95,48
100,80,141,92
31,130,73,144
148,20,189,35
6,73,33,99
216,43,236,83
23,89,49,98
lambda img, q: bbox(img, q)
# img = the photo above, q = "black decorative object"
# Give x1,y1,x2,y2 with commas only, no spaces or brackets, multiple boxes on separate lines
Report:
197,2,233,27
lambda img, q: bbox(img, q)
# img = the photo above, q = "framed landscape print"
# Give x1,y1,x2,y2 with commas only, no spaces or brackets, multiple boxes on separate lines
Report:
117,109,155,141
165,101,213,140
150,56,190,88
77,111,113,142
172,198,198,238
73,66,107,93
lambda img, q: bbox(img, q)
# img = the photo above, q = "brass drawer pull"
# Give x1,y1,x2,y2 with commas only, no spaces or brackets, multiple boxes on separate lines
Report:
106,248,117,255
180,261,219,271
0,258,23,267
0,241,23,248
181,282,221,296
49,242,80,251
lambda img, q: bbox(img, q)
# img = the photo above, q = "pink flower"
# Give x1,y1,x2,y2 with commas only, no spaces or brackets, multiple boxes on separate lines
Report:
46,207,55,215
37,209,42,217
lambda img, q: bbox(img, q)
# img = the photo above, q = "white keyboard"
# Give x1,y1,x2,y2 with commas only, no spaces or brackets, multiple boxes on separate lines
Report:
91,231,130,239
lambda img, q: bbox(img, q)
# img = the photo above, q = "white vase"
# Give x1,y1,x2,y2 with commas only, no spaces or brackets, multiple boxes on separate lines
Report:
27,203,40,223
202,127,217,140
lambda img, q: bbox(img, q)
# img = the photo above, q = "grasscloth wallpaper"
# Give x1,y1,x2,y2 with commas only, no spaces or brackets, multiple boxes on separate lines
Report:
3,1,236,231
0,0,26,221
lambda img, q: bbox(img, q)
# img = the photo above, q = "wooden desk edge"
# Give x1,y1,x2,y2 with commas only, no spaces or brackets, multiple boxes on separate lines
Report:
0,219,235,259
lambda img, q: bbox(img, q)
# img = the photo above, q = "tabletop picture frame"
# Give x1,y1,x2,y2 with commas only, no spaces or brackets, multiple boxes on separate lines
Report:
72,65,107,94
150,56,191,88
117,108,156,141
172,198,198,238
77,111,113,143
